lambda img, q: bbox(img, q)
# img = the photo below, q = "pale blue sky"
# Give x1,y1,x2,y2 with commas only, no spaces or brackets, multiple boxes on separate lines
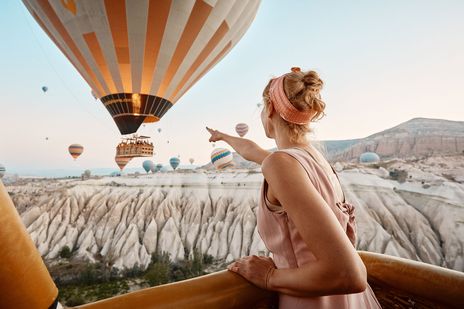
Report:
0,0,463,174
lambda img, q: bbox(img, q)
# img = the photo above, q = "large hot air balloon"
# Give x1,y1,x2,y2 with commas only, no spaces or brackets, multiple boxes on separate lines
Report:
68,144,84,160
24,0,261,135
235,123,249,137
115,156,131,171
169,157,180,170
41,86,48,93
211,148,234,169
91,90,97,100
189,158,195,164
142,160,153,173
0,164,5,179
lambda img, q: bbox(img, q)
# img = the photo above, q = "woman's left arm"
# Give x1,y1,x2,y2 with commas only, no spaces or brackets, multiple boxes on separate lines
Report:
228,152,367,297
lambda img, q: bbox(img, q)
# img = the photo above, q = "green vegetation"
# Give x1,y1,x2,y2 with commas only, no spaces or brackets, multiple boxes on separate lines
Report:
58,246,72,259
51,250,215,306
389,169,408,183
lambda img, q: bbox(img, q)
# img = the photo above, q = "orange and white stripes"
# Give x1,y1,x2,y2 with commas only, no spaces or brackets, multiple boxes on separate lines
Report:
22,0,260,103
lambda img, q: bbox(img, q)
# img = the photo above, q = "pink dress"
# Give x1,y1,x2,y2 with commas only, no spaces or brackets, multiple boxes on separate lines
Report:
257,147,382,308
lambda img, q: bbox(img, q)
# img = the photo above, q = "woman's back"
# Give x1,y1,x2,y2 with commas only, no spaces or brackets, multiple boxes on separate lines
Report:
257,147,382,308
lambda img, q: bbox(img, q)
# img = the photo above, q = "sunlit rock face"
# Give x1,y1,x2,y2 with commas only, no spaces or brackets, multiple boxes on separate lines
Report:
7,156,464,272
328,118,464,162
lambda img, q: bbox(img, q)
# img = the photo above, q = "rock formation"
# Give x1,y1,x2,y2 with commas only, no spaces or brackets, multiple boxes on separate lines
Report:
7,155,464,272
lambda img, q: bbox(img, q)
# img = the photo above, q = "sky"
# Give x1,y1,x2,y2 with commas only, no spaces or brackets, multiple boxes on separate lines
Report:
0,0,463,175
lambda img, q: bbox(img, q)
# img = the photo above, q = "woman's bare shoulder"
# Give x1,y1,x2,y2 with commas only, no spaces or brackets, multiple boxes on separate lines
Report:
262,151,302,177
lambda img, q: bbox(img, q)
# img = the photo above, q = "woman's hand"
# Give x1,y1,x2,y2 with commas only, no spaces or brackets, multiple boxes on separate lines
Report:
206,127,226,142
227,255,277,290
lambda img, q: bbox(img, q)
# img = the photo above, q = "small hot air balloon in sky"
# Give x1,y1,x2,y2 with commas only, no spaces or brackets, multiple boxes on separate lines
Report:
41,86,48,93
0,164,5,179
68,144,84,160
167,140,170,144
235,123,249,137
142,160,153,173
170,157,180,170
189,158,195,164
24,0,261,135
212,143,216,148
257,102,263,108
115,156,131,171
156,163,163,172
211,148,234,170
150,163,156,173
158,128,162,133
45,137,49,141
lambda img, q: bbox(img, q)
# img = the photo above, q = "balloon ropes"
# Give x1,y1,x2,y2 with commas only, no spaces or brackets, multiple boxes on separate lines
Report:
23,0,261,135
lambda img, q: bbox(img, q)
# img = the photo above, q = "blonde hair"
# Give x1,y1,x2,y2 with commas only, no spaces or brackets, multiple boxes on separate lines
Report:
263,70,326,142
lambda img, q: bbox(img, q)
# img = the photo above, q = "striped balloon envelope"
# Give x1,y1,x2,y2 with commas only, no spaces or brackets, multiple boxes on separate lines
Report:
0,164,5,179
211,148,234,169
115,156,131,171
169,157,180,170
235,123,249,137
23,0,261,135
68,144,84,160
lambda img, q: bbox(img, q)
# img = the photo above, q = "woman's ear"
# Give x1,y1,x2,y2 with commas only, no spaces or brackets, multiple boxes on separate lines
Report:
266,101,275,118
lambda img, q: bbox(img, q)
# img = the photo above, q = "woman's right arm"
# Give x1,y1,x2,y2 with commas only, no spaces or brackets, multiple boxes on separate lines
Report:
206,127,270,165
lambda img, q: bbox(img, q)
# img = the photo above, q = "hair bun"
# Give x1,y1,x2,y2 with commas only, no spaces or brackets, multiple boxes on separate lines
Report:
302,71,323,91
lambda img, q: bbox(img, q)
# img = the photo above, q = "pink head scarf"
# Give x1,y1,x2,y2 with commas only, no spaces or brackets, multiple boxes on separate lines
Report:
268,68,314,125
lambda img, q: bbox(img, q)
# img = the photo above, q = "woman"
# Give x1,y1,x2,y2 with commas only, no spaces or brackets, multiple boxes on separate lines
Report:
206,68,382,308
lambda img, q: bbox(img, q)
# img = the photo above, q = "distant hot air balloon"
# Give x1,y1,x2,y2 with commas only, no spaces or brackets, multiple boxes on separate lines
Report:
157,128,162,133
235,123,249,137
68,144,84,160
359,152,380,163
211,148,234,170
189,158,195,164
41,86,48,93
45,137,49,141
150,163,156,173
110,171,121,177
115,156,131,171
156,164,163,172
24,0,261,135
142,160,153,173
0,164,5,179
169,157,180,170
212,143,216,148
